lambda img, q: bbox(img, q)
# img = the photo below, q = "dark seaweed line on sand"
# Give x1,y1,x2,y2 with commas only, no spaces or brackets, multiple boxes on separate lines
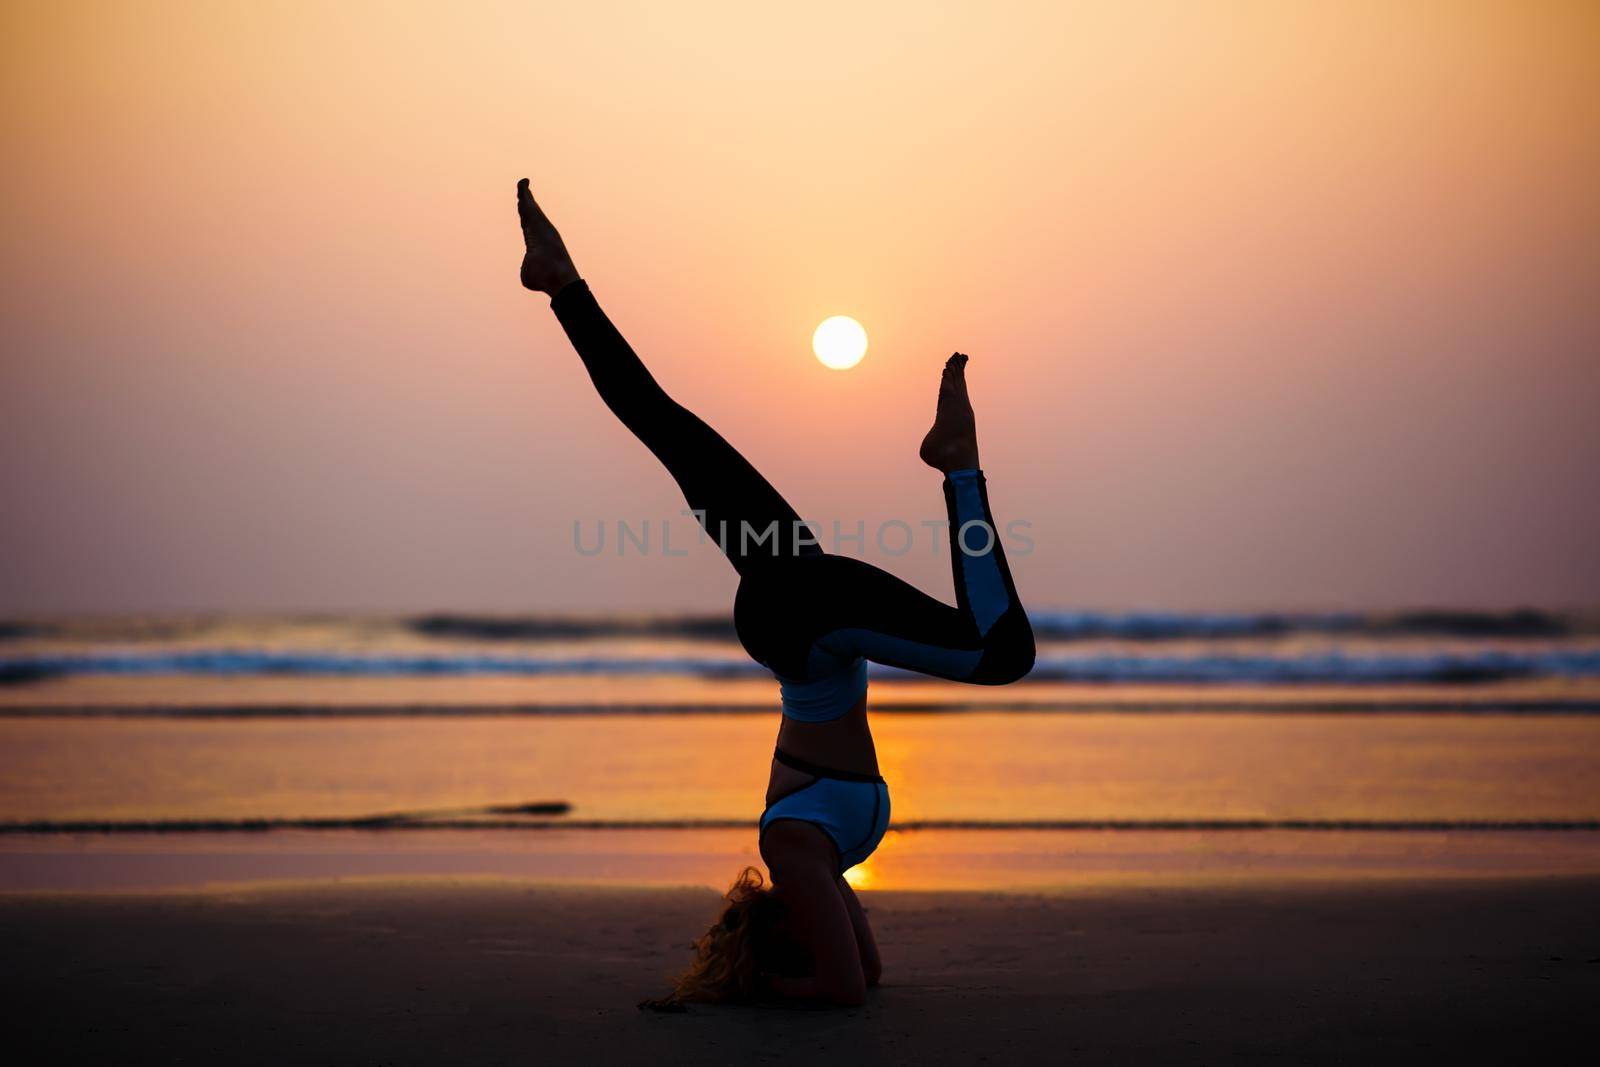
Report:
4,817,1599,835
5,699,1600,718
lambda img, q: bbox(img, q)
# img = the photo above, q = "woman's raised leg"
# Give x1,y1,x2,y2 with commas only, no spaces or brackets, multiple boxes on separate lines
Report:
520,178,820,577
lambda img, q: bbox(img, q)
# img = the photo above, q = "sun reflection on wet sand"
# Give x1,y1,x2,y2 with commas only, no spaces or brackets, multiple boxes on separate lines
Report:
8,827,1600,894
6,713,1599,826
843,830,899,890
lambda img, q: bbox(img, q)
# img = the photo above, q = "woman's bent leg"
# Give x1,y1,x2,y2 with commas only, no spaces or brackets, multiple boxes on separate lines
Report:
740,469,1033,685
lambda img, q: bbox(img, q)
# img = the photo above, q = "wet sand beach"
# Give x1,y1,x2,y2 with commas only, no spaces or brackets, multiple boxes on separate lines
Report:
4,875,1598,1064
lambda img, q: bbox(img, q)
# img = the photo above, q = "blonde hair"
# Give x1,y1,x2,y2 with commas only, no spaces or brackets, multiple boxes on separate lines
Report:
645,866,784,1008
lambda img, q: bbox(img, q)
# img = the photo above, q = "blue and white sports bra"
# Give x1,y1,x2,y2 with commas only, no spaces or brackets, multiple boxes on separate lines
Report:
776,654,869,722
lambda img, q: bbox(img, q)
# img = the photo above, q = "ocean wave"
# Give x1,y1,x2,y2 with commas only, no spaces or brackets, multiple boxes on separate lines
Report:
1008,649,1600,684
5,647,1600,685
0,651,757,683
410,613,737,641
1,609,1586,646
1025,609,1583,640
408,609,1582,642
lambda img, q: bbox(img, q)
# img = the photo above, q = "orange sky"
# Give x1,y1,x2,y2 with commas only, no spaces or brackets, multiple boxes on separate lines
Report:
2,1,1597,613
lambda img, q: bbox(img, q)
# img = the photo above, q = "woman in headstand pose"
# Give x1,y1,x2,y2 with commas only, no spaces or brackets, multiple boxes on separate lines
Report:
517,178,1034,1007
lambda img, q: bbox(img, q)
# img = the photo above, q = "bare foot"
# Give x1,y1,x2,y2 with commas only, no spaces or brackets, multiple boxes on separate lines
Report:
919,352,980,473
517,178,581,296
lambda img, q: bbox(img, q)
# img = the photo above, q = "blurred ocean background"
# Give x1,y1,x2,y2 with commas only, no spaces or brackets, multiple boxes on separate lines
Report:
3,611,1599,890
7,609,1600,687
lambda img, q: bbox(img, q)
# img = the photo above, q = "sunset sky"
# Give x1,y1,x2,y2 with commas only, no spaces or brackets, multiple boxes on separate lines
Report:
2,1,1597,614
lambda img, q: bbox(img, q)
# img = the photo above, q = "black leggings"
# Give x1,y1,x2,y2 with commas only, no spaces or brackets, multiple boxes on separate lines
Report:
551,280,1034,686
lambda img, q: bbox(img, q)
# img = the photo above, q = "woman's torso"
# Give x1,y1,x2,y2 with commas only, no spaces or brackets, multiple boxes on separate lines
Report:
765,696,877,806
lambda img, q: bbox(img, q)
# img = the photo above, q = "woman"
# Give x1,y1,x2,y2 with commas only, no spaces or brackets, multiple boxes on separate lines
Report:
517,178,1034,1007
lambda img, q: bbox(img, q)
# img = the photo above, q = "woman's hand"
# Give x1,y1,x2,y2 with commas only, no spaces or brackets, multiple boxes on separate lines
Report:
516,178,580,296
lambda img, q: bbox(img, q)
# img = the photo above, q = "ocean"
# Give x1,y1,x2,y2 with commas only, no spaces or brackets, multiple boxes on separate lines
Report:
7,609,1600,686
3,611,1599,891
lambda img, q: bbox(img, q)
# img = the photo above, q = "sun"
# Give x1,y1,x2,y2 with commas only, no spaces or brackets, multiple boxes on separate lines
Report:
812,315,867,370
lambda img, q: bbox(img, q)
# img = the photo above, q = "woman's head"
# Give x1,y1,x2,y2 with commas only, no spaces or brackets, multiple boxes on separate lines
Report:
659,866,804,1005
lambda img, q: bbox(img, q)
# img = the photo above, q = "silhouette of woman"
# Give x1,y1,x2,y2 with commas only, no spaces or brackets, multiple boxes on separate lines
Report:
517,178,1034,1006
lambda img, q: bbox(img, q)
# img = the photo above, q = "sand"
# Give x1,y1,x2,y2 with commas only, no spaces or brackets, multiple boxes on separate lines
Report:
4,875,1598,1064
